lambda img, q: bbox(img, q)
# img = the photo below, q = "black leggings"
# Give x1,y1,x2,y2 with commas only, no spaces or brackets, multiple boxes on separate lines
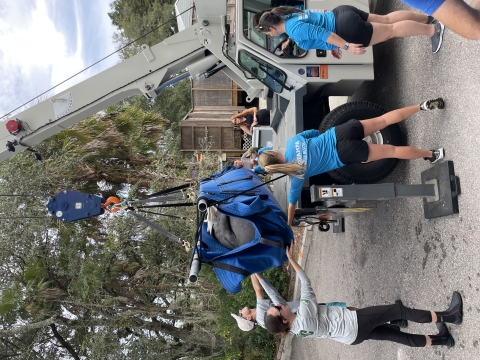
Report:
352,302,432,347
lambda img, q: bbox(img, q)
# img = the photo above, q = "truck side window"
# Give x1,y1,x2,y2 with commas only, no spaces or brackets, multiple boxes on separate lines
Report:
238,50,287,93
243,1,307,58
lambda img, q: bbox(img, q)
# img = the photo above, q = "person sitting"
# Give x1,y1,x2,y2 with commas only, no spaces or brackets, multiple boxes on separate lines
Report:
231,107,271,136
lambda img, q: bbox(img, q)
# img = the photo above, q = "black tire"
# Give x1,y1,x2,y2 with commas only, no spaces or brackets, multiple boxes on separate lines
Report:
318,101,404,184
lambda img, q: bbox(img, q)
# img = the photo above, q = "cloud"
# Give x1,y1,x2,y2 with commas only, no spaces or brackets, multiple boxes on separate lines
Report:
0,0,119,119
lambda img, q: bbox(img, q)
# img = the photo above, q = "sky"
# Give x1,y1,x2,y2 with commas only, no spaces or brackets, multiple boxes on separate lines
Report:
0,0,119,119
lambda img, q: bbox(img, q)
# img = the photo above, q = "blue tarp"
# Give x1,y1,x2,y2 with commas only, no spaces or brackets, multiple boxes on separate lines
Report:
196,166,293,293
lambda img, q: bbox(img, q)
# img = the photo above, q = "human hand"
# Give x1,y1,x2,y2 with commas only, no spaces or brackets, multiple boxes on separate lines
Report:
281,38,291,52
330,49,342,60
246,146,259,157
346,43,366,55
286,240,295,260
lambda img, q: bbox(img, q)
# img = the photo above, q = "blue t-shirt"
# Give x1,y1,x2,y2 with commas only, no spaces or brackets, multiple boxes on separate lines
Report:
285,128,344,205
402,0,445,16
284,10,337,51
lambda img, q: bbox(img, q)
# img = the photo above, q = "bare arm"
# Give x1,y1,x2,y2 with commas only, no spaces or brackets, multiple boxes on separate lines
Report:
286,240,302,273
255,273,287,305
251,107,259,130
251,274,264,299
287,203,295,226
326,33,366,55
240,124,253,136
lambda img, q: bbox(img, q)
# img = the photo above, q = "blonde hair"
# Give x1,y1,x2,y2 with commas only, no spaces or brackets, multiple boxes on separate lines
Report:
258,150,305,178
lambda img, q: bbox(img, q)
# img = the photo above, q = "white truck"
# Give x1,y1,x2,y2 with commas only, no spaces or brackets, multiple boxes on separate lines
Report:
1,0,400,213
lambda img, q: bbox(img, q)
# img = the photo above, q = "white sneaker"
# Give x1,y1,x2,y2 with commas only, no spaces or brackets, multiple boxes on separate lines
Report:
425,148,445,164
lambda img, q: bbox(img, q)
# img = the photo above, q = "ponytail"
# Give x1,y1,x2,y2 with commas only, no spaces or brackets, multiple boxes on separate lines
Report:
258,150,305,178
264,313,290,335
255,7,304,33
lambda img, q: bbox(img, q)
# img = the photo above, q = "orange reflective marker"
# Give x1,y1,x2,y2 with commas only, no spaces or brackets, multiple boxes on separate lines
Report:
320,65,328,79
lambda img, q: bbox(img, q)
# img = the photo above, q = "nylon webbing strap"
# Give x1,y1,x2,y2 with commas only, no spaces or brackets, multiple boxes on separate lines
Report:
201,260,251,277
213,174,287,206
259,237,283,248
128,211,183,245
143,183,191,199
262,229,283,238
138,202,194,209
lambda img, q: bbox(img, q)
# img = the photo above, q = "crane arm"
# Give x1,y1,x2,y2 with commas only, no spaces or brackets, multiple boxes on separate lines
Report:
0,27,208,161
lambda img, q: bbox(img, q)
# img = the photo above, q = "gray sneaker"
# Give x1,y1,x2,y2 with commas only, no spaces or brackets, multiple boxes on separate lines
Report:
431,22,445,53
425,148,445,164
427,16,436,25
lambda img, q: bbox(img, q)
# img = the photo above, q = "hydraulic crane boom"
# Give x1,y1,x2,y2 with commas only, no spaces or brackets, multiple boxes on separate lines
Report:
0,26,208,161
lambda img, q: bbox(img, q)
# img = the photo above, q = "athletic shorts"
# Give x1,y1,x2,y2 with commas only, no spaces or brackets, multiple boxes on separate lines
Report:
333,5,373,47
334,119,369,164
402,0,446,16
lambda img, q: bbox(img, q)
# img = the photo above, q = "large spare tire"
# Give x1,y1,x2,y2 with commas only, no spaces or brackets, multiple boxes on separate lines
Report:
318,101,404,184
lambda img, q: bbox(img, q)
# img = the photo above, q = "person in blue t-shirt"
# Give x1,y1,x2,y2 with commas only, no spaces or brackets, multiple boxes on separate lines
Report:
258,99,445,226
401,0,480,40
254,5,445,57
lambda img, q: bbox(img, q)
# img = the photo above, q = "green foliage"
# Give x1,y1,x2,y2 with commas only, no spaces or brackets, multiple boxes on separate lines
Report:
213,268,288,360
121,77,192,137
109,0,178,60
0,290,16,315
24,260,46,281
109,0,192,131
153,77,192,127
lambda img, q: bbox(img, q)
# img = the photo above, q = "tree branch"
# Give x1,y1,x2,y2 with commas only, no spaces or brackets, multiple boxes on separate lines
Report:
49,324,80,360
0,316,57,336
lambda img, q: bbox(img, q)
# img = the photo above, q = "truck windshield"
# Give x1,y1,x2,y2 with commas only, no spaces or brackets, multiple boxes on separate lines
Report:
243,0,307,58
238,50,287,93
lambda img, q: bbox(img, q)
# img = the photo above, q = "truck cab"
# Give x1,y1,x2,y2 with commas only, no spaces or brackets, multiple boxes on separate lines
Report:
195,0,375,210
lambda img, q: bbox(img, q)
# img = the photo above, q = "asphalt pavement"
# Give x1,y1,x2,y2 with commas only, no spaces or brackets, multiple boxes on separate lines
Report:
289,1,480,359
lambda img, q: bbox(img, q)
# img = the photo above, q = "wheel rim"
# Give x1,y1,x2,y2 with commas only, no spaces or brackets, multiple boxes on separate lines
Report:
361,131,384,163
363,131,384,144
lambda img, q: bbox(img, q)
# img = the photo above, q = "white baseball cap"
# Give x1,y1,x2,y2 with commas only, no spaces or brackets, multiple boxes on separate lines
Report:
231,313,255,331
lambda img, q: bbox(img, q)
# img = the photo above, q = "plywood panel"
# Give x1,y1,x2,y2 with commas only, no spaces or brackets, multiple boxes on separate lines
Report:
180,126,193,149
208,127,221,149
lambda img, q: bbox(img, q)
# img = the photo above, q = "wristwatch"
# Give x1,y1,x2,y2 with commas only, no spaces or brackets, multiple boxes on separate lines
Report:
343,42,349,50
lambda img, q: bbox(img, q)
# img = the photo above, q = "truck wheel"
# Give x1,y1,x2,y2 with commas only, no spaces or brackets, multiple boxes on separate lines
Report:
318,101,404,184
